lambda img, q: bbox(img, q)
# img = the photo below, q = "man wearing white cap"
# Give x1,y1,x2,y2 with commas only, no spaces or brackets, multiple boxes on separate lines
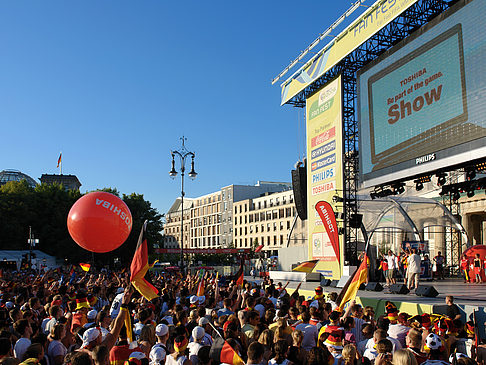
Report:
149,324,169,365
197,317,213,346
81,327,102,351
188,326,205,365
84,309,98,329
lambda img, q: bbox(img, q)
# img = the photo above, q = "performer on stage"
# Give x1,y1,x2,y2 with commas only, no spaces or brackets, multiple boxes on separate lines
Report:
473,253,483,283
460,254,470,283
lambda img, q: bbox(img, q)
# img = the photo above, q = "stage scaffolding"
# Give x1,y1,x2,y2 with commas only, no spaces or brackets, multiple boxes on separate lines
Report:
284,0,457,264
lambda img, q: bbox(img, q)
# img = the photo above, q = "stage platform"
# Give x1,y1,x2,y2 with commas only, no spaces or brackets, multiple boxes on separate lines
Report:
245,276,486,338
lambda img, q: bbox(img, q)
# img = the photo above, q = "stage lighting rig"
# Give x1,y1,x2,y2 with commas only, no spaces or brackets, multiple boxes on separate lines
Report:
436,172,447,186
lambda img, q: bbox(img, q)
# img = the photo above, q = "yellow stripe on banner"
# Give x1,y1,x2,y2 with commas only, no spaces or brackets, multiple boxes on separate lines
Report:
281,0,419,105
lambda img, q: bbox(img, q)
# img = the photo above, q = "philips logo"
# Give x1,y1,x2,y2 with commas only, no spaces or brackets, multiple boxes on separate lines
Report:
312,167,335,183
415,153,436,165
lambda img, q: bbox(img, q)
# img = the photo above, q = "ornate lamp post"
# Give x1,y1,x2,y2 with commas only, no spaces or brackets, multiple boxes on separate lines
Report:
169,137,197,275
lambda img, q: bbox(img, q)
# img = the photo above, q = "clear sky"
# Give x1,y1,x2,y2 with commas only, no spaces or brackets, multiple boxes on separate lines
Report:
0,1,366,215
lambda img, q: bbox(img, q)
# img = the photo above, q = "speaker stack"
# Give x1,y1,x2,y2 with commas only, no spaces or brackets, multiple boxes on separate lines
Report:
329,280,339,288
365,282,383,292
415,285,439,298
291,166,307,220
390,284,410,295
320,279,332,287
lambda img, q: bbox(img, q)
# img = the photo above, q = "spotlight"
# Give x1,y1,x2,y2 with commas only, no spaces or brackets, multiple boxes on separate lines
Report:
436,172,447,186
467,190,475,198
466,169,476,181
416,182,424,191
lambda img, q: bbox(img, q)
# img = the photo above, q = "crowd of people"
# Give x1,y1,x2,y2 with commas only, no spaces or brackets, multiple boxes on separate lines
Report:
0,265,484,365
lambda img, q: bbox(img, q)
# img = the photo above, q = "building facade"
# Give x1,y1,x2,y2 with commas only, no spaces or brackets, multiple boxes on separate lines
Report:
190,191,222,249
233,189,307,257
163,198,193,249
39,174,81,191
220,181,293,247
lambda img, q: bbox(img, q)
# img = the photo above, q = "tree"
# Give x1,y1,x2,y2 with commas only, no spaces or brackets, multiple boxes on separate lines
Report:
0,181,164,267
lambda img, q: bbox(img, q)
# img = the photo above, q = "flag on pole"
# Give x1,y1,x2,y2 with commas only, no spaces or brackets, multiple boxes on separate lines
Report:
336,245,370,311
210,336,245,365
196,270,205,297
233,260,244,288
292,259,319,273
130,221,159,301
57,153,62,168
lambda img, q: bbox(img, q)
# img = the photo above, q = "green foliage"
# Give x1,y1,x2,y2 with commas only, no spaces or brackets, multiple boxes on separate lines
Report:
0,181,164,267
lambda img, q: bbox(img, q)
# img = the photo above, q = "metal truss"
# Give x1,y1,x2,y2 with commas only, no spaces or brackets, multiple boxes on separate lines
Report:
286,0,456,263
442,171,462,276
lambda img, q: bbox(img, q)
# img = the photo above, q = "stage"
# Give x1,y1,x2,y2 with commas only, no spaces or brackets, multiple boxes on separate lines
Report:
245,276,486,338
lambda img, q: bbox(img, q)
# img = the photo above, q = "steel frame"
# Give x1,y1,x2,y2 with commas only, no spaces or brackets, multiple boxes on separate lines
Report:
286,0,455,263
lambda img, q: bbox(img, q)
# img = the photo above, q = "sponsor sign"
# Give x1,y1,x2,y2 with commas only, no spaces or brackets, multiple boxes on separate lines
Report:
306,76,343,278
281,0,420,105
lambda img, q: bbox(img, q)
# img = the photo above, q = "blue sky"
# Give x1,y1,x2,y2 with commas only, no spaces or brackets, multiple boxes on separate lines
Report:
0,1,365,214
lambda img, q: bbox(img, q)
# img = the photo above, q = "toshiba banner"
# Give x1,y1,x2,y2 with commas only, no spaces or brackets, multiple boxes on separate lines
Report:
306,76,344,279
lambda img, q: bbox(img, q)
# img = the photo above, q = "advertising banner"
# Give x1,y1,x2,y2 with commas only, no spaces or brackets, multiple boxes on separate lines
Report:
281,0,419,105
306,76,343,279
359,0,486,186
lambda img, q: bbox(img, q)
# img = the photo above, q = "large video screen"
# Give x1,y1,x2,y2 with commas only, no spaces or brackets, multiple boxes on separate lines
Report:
358,0,486,187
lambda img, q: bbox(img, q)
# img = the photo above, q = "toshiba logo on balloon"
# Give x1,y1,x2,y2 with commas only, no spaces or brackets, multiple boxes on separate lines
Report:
96,199,131,226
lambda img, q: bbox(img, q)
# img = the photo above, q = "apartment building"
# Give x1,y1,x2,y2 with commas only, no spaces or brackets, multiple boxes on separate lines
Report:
190,191,222,249
220,181,293,247
233,189,307,256
163,198,193,249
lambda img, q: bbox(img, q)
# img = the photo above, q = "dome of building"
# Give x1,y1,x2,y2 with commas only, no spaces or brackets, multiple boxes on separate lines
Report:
0,169,38,189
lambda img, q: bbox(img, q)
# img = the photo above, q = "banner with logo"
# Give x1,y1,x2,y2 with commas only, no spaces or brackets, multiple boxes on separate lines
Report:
281,0,419,105
306,76,343,279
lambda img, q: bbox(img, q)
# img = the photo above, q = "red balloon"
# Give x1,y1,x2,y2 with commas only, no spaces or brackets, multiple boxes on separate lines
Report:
67,192,132,253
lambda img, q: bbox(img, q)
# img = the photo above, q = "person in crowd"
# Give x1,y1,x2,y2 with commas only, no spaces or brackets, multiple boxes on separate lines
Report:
407,249,422,291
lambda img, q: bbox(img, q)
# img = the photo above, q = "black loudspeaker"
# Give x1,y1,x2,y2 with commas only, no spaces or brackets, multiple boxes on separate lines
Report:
349,214,363,229
415,285,439,298
329,280,339,288
292,165,307,220
365,282,383,292
390,284,410,295
321,279,331,287
358,283,366,290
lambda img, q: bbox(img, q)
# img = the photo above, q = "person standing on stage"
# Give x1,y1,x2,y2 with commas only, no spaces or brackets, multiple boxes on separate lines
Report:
473,253,483,283
460,254,470,283
385,250,397,285
433,251,445,280
407,249,421,291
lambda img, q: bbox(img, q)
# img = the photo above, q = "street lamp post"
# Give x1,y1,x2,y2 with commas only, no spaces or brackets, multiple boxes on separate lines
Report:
169,137,197,275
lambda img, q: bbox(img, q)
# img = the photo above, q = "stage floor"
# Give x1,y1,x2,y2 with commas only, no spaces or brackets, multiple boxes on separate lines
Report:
246,276,486,307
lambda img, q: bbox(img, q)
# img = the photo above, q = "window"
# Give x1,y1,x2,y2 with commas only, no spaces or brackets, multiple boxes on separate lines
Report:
273,222,277,231
267,223,270,231
270,199,273,207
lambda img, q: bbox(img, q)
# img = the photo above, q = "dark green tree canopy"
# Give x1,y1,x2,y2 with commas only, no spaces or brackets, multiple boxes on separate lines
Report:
0,181,163,267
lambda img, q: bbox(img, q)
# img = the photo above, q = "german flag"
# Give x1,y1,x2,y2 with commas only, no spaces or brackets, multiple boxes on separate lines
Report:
292,259,319,273
210,337,245,365
57,152,62,168
130,221,159,301
336,247,369,311
79,263,91,272
196,270,205,297
234,260,244,288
